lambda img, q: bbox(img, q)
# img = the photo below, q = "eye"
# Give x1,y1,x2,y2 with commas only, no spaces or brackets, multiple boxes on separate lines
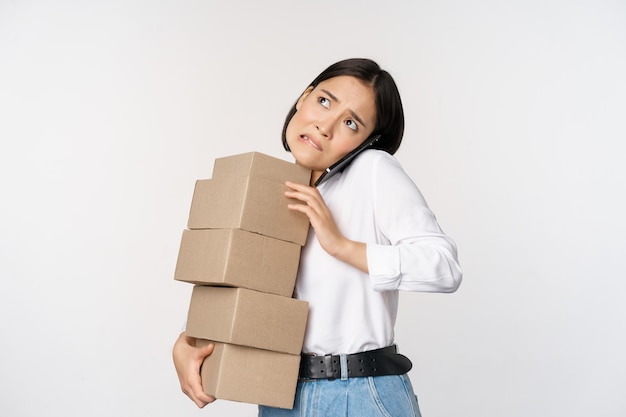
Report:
318,97,330,108
345,119,358,131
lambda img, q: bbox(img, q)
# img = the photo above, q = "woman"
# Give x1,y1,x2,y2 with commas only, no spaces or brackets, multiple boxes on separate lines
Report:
173,58,463,417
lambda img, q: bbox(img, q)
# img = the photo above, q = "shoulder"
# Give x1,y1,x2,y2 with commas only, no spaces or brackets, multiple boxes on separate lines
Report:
346,149,425,202
348,149,406,179
320,149,411,194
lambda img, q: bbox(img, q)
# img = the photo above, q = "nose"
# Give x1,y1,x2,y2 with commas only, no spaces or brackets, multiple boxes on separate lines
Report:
315,114,337,139
316,124,330,138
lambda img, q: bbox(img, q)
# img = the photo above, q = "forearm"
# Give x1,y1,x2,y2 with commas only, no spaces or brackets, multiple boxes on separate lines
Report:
331,238,369,274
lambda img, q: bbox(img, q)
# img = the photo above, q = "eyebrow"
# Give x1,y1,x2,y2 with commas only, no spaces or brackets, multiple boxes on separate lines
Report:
321,89,368,128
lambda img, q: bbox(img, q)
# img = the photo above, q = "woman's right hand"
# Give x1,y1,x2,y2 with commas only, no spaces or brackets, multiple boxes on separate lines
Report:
172,332,216,408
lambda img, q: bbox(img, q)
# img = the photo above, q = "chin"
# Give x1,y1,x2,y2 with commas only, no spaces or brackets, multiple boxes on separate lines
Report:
292,155,316,170
288,145,312,164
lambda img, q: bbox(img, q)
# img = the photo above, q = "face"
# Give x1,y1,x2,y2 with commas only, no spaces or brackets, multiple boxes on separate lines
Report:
285,75,377,184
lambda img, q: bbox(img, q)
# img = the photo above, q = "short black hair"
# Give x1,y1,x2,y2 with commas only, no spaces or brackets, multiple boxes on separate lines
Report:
281,58,405,155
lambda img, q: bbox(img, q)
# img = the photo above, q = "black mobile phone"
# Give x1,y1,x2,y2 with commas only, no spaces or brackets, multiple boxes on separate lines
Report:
314,134,381,186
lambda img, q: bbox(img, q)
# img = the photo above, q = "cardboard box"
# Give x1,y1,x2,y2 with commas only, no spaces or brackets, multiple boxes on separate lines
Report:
187,152,311,245
197,340,300,409
174,228,301,297
186,286,308,355
211,151,310,184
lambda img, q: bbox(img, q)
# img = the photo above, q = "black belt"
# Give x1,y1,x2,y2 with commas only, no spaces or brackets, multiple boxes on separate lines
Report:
298,345,412,381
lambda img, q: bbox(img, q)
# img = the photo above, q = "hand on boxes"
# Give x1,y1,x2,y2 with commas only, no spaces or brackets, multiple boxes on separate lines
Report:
172,333,216,408
173,152,311,409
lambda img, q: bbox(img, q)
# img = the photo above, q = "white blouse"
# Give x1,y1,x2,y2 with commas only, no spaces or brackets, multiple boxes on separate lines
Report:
294,149,462,355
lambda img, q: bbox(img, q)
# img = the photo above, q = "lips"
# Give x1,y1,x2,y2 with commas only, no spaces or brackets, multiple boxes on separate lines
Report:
300,134,322,151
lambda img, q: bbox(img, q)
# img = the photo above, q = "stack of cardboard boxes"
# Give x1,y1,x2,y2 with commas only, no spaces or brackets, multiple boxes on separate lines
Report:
174,152,311,409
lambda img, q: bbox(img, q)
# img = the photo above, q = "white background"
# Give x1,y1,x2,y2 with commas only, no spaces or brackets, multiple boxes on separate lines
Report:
1,1,625,416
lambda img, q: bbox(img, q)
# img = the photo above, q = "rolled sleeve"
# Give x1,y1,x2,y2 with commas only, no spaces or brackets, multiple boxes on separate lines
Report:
367,239,462,293
366,153,463,293
367,244,402,290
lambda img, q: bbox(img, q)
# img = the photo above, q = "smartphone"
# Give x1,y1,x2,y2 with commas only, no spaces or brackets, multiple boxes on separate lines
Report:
314,134,381,186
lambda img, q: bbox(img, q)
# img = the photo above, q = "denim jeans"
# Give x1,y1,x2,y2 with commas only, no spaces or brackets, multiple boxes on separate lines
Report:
258,374,422,417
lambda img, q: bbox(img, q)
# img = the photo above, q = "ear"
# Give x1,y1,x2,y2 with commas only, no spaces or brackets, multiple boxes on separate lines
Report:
295,86,315,110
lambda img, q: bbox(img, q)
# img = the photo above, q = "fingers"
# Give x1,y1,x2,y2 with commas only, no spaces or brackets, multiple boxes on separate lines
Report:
284,181,325,214
285,181,320,196
196,341,215,359
284,180,306,191
189,342,216,407
184,372,216,408
173,334,217,408
284,181,315,201
284,181,346,255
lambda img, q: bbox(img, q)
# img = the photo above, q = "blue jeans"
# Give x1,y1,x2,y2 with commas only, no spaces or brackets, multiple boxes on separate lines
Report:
258,374,422,417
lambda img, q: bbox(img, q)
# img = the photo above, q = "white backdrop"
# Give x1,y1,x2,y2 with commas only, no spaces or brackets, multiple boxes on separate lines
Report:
1,1,625,416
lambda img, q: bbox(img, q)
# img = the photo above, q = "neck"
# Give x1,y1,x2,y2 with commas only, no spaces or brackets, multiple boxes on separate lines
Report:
310,170,323,186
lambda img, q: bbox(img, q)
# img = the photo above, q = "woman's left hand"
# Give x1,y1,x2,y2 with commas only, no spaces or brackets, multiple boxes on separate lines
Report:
285,181,368,273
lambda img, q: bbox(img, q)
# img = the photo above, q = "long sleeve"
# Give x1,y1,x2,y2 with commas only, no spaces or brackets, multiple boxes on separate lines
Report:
295,149,461,354
365,154,462,292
